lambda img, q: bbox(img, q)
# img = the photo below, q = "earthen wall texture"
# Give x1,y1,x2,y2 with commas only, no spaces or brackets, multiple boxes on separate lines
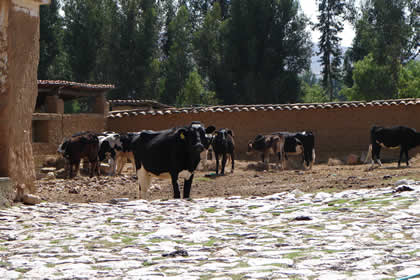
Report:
107,104,420,162
32,114,106,156
1,2,40,192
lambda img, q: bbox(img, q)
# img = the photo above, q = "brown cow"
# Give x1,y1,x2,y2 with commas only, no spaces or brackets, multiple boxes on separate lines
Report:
247,134,286,169
58,132,100,178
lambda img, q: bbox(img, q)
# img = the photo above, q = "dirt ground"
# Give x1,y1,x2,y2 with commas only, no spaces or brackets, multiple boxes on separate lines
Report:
35,156,420,204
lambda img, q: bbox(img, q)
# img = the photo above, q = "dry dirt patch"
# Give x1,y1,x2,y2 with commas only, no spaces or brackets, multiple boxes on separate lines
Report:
35,159,420,204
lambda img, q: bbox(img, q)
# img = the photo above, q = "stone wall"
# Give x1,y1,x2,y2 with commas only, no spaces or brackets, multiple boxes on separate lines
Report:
0,0,50,204
107,103,420,163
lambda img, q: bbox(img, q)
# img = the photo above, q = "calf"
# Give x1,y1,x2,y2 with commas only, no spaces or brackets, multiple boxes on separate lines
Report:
366,125,420,167
58,131,100,178
212,128,235,175
247,134,286,169
98,133,123,175
131,122,215,199
115,132,141,175
199,128,216,170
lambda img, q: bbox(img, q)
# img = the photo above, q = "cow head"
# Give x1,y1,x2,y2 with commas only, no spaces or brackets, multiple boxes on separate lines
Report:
178,122,215,154
57,138,70,158
214,129,234,146
247,134,266,154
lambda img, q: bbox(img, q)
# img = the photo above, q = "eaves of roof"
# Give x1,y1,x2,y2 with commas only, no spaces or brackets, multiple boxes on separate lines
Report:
108,98,420,119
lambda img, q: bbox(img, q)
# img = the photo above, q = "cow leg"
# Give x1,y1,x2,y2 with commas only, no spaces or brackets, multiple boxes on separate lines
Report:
170,173,181,199
183,173,194,199
221,153,227,175
73,160,81,178
129,152,136,175
372,144,382,166
215,153,220,175
400,146,409,167
230,152,235,173
137,167,151,200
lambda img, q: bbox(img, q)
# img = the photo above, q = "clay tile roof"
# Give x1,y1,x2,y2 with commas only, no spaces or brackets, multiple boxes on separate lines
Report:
107,98,420,119
38,80,114,90
108,99,172,109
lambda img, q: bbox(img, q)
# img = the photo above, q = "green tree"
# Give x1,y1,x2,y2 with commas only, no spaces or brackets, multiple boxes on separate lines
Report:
315,0,345,101
341,53,395,101
62,0,105,82
342,0,419,98
38,0,67,80
398,60,420,98
161,5,194,105
223,0,312,104
192,3,225,102
176,70,218,106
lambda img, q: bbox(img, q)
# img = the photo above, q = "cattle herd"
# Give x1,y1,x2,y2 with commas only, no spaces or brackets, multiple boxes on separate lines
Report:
57,123,420,200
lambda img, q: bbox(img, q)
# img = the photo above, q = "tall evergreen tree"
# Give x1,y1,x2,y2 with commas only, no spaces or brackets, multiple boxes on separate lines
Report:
315,0,345,101
161,5,194,105
62,0,106,82
224,0,312,104
38,0,65,80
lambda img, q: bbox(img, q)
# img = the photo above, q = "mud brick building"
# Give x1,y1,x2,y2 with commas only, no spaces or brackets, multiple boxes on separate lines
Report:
32,80,114,156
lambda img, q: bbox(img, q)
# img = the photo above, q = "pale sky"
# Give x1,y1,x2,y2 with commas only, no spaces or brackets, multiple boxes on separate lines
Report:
299,0,355,47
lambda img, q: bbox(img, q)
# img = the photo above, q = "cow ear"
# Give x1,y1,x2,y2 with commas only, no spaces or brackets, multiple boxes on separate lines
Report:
205,125,216,134
227,129,234,137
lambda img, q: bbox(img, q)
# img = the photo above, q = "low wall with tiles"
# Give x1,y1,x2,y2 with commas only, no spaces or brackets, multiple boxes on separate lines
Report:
107,99,420,163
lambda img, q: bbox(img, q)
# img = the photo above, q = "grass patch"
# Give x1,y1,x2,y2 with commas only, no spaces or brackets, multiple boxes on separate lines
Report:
15,268,30,273
91,265,113,271
203,238,220,247
49,240,60,245
228,219,247,225
248,205,262,210
283,251,306,260
45,263,56,268
327,199,350,206
203,207,217,214
196,177,212,182
0,246,6,251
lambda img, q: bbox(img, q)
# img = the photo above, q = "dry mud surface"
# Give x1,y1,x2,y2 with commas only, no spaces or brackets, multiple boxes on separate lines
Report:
36,159,420,203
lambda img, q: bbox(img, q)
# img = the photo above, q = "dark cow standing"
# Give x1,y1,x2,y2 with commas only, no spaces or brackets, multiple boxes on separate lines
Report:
131,122,215,199
276,131,316,170
247,134,286,169
212,128,235,175
57,131,100,178
367,125,420,167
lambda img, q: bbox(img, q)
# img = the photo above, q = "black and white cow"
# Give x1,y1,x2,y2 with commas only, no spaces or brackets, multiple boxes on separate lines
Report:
366,125,420,168
276,131,316,170
115,132,141,175
98,133,123,175
131,122,215,199
212,128,235,175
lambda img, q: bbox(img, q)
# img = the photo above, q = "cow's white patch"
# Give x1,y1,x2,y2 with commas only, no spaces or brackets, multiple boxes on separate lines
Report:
191,123,203,129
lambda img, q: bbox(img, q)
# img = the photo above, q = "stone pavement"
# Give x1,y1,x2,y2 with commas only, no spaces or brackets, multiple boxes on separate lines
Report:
0,181,419,280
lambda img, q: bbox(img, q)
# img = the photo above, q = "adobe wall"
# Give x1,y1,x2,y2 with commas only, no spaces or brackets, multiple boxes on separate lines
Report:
32,114,106,156
0,0,48,203
107,104,420,163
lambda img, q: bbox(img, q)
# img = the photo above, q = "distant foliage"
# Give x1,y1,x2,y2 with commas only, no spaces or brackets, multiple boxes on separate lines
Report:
38,0,418,105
